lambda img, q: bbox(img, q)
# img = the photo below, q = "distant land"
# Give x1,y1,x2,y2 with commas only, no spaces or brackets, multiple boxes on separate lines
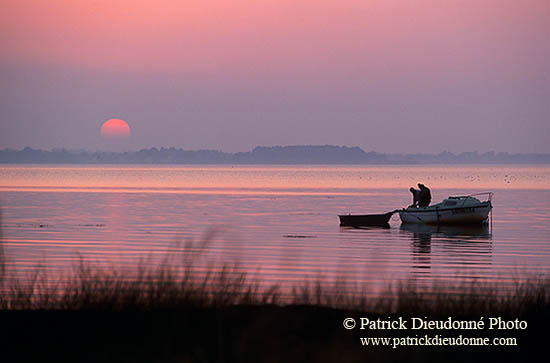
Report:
1,146,549,164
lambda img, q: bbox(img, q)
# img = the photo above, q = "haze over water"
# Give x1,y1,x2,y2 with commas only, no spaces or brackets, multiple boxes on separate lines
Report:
1,164,549,297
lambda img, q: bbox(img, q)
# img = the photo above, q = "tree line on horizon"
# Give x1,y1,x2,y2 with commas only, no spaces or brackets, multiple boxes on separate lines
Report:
0,145,549,164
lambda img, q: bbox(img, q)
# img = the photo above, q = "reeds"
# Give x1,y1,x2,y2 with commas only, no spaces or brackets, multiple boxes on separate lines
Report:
1,246,549,317
0,239,275,310
1,229,549,362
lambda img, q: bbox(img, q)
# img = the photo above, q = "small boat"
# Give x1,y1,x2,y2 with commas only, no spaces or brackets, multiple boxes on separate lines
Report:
339,211,396,227
399,193,493,225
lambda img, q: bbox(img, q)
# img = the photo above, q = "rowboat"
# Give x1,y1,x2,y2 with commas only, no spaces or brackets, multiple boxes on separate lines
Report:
339,211,395,227
399,193,493,225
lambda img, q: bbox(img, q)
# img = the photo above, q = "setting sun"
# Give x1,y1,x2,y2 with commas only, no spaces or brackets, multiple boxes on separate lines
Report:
101,119,130,140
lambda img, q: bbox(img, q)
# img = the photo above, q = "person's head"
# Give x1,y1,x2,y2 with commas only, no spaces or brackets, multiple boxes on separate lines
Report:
418,183,425,190
410,187,416,193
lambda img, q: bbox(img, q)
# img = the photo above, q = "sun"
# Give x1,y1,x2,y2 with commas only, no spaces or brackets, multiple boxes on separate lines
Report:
101,119,130,140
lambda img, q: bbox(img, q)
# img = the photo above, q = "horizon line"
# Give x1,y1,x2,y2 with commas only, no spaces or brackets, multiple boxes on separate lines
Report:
3,145,550,156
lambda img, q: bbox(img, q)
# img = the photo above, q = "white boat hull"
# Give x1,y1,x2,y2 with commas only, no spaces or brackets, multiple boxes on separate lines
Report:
399,199,492,225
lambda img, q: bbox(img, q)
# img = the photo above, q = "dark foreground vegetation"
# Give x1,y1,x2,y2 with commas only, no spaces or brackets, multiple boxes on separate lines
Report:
0,227,547,362
1,255,549,363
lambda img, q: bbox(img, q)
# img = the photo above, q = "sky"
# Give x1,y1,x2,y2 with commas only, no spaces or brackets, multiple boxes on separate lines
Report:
1,0,549,153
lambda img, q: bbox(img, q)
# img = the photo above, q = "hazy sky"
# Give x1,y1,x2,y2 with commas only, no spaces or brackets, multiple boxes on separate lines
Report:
1,0,548,153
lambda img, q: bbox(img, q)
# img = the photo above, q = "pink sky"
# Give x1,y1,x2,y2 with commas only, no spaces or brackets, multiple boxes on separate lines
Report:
1,0,549,152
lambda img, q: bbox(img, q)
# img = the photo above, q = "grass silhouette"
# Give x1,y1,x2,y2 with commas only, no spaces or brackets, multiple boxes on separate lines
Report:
0,225,548,362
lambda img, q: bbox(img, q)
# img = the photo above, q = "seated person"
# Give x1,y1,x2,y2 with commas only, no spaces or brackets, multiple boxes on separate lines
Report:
417,183,431,207
409,187,420,208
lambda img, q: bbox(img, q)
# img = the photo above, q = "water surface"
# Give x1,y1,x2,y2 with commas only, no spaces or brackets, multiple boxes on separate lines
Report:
1,165,549,296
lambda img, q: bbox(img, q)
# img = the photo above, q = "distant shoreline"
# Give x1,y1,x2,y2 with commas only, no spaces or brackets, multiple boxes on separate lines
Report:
1,145,549,164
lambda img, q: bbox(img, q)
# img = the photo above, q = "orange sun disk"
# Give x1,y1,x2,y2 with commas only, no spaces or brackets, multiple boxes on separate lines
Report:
101,119,130,139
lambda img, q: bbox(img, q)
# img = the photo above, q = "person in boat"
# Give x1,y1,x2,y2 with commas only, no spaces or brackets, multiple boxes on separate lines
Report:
409,187,420,208
417,183,431,207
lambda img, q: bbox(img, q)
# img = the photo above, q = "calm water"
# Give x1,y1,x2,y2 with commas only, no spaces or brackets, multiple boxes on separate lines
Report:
1,165,550,296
